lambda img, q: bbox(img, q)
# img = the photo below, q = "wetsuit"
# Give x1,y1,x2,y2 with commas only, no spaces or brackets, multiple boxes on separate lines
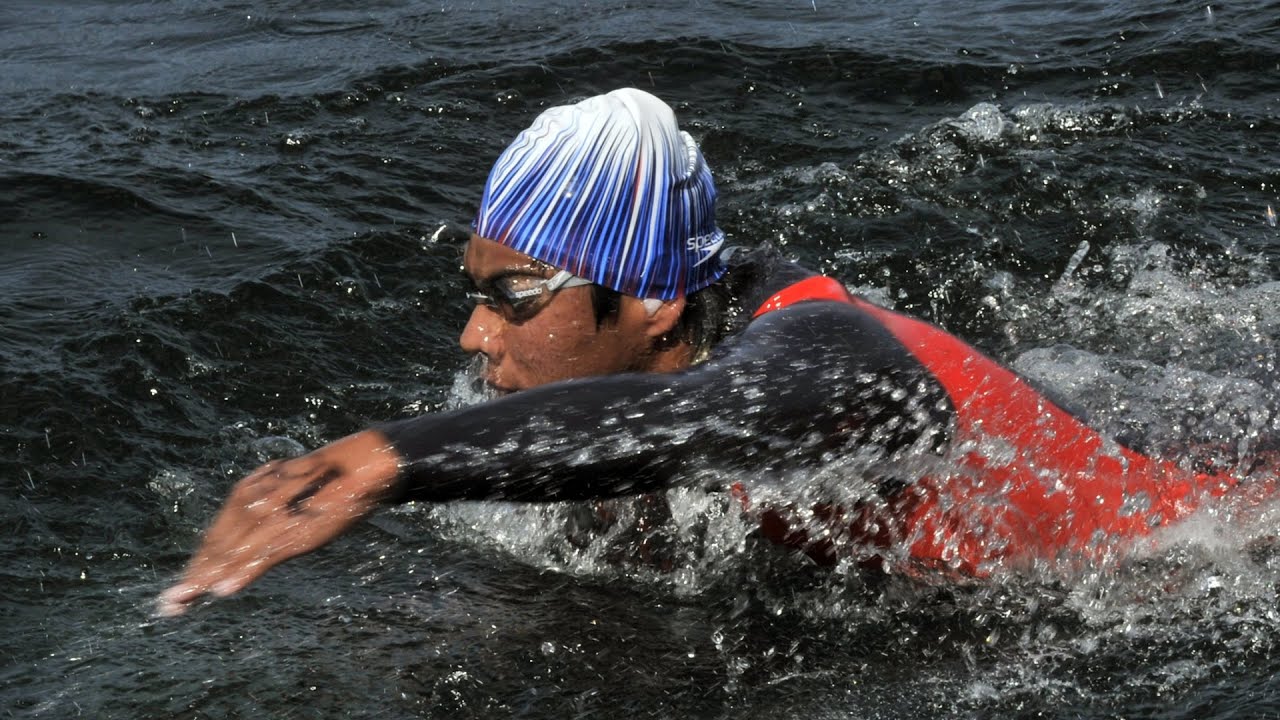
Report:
379,255,1244,574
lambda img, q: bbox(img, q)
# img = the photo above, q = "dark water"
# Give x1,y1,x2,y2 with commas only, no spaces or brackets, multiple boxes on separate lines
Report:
3,1,1279,717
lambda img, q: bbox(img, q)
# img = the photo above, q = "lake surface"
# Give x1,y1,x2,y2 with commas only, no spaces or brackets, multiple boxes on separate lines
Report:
2,1,1279,717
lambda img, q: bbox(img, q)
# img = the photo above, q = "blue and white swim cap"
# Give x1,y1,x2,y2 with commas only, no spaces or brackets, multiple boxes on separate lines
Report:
474,88,727,300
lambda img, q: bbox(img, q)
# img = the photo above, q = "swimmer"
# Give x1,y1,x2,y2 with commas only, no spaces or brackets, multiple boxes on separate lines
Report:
157,88,1266,617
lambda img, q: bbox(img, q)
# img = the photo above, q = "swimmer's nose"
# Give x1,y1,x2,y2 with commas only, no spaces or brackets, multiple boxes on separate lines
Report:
460,304,503,359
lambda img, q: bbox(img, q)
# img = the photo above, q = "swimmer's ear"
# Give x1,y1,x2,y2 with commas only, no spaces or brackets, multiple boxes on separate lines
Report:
640,296,685,340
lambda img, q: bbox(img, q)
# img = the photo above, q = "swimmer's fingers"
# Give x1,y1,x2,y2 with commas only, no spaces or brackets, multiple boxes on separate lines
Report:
157,431,402,617
156,460,301,615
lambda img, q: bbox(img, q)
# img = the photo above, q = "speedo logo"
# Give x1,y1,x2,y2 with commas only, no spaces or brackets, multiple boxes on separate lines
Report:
686,232,724,267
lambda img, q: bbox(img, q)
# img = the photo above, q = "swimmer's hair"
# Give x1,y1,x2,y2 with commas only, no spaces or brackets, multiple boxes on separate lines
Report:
589,285,624,328
590,244,774,362
588,283,727,361
677,277,736,361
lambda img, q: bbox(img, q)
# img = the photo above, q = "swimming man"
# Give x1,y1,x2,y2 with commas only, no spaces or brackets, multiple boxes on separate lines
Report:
158,88,1259,617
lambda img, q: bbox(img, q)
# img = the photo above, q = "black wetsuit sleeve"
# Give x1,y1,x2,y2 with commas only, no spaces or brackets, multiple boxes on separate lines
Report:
377,300,953,504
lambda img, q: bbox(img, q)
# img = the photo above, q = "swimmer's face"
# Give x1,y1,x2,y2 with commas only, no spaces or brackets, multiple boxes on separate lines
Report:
459,235,674,394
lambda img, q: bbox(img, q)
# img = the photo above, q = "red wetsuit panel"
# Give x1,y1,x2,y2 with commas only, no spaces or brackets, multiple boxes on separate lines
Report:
753,275,859,318
749,276,1239,574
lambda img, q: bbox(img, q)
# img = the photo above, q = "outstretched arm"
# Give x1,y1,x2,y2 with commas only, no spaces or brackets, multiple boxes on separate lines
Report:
158,301,948,615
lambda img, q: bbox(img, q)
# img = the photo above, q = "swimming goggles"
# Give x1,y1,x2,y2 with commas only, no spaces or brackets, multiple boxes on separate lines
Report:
466,268,593,323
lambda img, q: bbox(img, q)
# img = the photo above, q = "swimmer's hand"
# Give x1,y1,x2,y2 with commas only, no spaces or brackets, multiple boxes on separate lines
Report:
156,430,401,617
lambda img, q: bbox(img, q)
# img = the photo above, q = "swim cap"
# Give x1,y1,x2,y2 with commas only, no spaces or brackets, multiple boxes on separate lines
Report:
474,88,726,300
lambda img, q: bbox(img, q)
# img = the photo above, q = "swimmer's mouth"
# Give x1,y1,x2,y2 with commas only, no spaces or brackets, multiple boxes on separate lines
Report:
484,378,517,396
470,367,515,396
464,355,515,397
